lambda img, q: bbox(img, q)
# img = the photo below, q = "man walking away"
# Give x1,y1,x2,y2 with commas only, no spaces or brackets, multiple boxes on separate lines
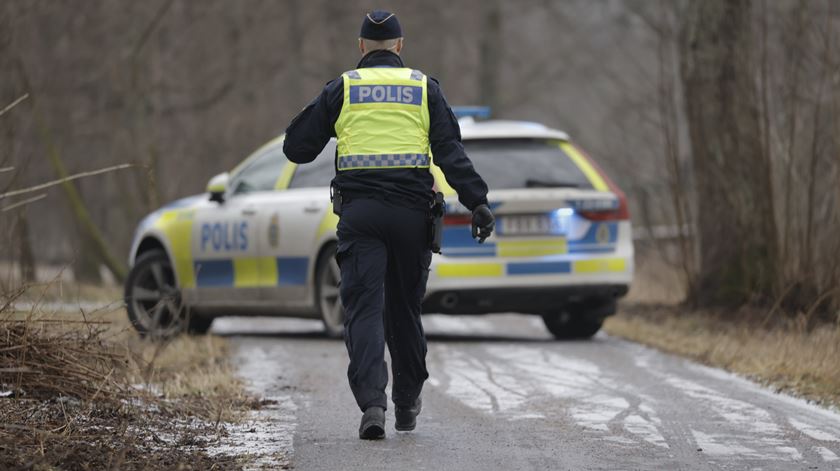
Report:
283,10,495,439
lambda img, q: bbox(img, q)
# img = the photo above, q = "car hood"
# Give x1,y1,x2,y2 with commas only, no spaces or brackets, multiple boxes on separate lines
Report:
129,194,208,264
139,194,206,227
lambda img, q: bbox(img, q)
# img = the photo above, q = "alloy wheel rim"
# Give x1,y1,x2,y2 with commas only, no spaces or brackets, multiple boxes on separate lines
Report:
130,260,182,337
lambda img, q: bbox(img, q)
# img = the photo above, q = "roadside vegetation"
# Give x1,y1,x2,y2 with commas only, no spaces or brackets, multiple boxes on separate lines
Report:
600,1,840,410
606,305,840,409
606,250,840,409
1,89,273,469
0,283,261,470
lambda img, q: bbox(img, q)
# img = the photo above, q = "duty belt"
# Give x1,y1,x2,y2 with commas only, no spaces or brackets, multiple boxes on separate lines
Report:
337,190,434,212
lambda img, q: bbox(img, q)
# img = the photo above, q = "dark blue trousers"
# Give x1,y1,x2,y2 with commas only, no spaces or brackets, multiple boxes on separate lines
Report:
336,197,431,412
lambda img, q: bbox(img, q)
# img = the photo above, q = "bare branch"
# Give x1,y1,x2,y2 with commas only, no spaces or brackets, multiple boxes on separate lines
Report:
0,193,46,212
0,93,29,117
0,163,134,200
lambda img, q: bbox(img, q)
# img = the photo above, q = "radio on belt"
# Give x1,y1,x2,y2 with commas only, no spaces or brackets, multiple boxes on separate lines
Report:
430,192,445,254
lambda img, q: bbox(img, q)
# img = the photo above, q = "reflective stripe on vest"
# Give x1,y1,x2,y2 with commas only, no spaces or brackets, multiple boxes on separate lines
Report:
337,153,430,170
334,67,431,171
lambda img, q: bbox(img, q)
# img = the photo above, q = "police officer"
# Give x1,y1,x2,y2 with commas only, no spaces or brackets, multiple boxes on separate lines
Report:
283,10,494,440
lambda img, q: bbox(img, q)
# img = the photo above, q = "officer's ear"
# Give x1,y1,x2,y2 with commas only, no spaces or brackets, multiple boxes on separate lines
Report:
358,38,365,55
394,38,403,54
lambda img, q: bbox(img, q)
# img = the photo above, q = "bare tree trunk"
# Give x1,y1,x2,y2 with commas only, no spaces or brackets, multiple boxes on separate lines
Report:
15,212,36,283
679,0,778,306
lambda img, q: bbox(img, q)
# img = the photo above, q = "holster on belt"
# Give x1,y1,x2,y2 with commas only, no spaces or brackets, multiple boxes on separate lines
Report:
430,192,445,254
331,183,342,216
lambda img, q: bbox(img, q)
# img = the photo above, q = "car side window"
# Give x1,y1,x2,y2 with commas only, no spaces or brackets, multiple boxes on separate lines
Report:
230,145,287,195
288,141,337,189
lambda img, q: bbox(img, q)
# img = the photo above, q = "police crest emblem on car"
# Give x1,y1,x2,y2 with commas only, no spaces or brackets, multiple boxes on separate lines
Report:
596,223,610,244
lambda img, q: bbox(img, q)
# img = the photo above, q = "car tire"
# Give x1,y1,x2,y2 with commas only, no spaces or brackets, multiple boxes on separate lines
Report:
542,299,615,340
316,242,345,338
124,249,211,338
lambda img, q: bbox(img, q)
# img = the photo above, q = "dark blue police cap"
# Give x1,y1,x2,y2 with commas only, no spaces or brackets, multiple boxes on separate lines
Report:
360,10,402,40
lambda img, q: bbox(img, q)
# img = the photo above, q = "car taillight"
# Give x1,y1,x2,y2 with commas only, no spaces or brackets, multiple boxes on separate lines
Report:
577,195,629,221
443,214,472,226
573,144,630,221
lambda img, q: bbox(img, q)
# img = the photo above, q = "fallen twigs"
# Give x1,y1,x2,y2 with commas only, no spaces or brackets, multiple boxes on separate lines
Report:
0,321,127,402
0,302,254,469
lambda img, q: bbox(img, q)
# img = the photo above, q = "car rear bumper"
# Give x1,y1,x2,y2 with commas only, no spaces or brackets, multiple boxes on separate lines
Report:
422,284,629,315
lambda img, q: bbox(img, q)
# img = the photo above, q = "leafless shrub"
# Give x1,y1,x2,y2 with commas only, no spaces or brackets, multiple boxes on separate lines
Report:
0,287,250,469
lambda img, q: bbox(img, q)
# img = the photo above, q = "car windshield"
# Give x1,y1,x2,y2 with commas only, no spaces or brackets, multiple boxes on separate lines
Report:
462,138,594,190
230,142,287,194
288,141,337,189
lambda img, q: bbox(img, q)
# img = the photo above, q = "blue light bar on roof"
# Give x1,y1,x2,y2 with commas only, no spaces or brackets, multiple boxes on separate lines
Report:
452,106,491,120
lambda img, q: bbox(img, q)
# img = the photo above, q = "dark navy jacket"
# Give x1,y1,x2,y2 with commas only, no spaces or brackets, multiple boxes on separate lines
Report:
283,50,489,211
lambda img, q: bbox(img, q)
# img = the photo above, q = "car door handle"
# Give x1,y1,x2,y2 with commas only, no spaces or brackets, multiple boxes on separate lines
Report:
241,208,257,216
303,205,321,214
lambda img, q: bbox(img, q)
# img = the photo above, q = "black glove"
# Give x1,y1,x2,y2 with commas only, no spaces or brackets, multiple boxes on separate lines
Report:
471,204,495,243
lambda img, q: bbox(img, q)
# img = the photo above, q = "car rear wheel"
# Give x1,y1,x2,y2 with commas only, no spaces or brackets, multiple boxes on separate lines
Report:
316,243,345,338
542,299,615,340
124,249,212,338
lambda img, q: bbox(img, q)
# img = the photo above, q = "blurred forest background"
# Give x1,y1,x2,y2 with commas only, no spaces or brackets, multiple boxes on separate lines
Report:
1,0,839,317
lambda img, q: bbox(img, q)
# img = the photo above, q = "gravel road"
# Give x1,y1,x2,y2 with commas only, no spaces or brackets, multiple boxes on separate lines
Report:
213,314,840,470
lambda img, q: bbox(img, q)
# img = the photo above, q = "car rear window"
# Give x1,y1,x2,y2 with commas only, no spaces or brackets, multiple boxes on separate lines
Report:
462,138,594,190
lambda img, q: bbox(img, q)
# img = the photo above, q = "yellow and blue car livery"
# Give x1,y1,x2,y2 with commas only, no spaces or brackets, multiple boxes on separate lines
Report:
127,118,632,327
128,135,340,318
422,118,632,314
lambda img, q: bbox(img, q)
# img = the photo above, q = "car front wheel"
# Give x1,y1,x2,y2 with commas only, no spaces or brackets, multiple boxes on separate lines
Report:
124,249,212,338
316,243,345,338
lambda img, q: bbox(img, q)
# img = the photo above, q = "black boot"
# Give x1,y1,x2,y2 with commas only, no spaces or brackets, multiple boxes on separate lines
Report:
395,397,422,432
359,406,386,440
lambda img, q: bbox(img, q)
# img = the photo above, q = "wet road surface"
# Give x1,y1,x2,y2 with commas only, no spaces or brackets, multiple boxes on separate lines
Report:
213,314,840,470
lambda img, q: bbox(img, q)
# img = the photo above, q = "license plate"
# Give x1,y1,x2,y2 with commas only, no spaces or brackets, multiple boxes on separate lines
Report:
498,214,568,236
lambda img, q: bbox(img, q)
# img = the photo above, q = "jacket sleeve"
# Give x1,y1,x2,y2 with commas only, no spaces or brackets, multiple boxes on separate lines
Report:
283,78,343,163
427,78,489,211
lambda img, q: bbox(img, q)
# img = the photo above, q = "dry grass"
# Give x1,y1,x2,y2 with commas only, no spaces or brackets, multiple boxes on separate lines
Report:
606,304,840,408
0,287,258,470
13,279,123,303
625,245,688,305
124,332,249,423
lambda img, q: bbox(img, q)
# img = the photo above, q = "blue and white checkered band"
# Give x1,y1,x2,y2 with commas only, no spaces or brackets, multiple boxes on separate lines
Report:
349,85,423,105
337,153,431,170
345,70,361,79
410,70,424,81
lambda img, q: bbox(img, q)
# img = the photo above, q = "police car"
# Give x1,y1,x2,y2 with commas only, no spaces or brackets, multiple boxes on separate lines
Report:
124,111,633,339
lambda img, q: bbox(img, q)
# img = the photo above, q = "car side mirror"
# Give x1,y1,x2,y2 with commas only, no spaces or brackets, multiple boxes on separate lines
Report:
207,172,229,203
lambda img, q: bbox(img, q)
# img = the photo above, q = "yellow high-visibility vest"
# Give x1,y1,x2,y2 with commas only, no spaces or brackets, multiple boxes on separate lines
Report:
334,67,431,171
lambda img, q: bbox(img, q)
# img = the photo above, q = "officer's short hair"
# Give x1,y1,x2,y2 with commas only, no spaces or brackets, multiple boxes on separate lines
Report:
361,37,402,52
